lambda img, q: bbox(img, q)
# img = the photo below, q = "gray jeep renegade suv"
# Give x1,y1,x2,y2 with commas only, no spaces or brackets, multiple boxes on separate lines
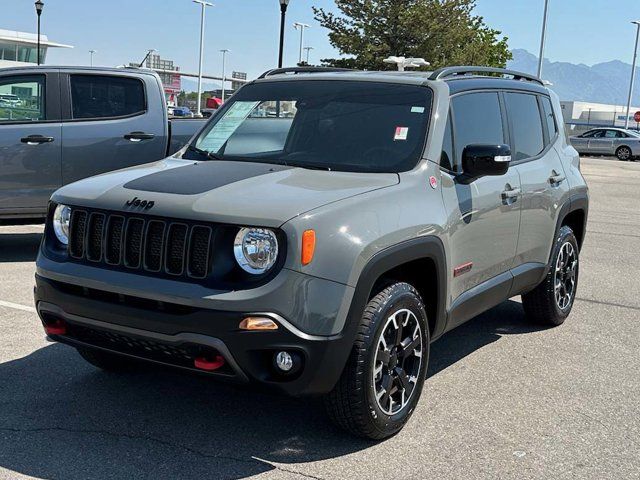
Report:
35,66,588,439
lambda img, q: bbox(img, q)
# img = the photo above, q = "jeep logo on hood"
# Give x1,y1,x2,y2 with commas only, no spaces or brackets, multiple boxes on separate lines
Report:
125,197,154,210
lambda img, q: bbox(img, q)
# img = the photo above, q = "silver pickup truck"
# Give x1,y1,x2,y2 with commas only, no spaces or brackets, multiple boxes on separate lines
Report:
0,66,206,222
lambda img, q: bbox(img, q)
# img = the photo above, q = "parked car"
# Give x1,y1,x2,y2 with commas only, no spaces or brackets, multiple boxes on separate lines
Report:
569,127,640,161
35,66,588,439
172,106,194,117
0,93,21,107
0,66,206,222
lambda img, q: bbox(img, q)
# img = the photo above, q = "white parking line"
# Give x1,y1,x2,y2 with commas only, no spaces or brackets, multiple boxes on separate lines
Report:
0,300,36,313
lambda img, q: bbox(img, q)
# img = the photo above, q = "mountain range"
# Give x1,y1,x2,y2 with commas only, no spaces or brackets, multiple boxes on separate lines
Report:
508,49,637,105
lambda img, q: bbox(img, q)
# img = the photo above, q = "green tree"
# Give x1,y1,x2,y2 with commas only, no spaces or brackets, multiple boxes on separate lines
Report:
313,0,511,70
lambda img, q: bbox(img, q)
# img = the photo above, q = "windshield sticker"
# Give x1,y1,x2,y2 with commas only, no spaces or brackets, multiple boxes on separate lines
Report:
197,101,260,153
394,126,409,141
411,106,425,113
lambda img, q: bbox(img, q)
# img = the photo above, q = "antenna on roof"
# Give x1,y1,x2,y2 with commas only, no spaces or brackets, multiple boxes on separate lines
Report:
383,56,430,72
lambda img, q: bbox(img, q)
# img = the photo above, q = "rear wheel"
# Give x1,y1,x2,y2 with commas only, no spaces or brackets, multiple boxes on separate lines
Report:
77,347,139,373
323,282,429,439
616,146,632,161
522,225,579,326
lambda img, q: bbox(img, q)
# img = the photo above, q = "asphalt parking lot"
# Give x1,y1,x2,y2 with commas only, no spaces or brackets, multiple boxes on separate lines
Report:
0,156,638,480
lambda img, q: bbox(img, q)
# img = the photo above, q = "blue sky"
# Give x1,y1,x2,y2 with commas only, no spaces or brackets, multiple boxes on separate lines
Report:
4,0,640,83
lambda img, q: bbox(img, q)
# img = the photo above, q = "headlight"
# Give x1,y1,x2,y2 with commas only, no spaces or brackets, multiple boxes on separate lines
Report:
52,204,71,245
233,227,279,274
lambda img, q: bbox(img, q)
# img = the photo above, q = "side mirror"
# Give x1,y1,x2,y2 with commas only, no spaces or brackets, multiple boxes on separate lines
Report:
460,144,511,183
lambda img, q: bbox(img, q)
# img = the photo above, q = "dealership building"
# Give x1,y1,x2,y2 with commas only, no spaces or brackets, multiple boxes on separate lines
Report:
0,29,72,68
560,100,640,133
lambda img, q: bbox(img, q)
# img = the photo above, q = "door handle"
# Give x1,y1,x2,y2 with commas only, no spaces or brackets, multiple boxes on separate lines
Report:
124,131,155,142
20,135,54,145
501,186,521,204
549,170,566,185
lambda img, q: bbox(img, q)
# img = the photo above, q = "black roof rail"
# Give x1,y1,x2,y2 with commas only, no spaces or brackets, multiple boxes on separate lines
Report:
258,66,353,79
429,66,544,85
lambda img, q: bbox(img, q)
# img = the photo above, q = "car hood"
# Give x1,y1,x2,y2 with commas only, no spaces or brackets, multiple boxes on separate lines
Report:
52,158,399,227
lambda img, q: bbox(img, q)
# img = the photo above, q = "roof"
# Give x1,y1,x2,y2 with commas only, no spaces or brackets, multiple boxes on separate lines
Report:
0,29,72,49
253,67,550,95
0,65,159,77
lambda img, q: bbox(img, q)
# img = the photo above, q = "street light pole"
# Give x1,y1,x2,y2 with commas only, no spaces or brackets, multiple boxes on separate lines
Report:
303,46,313,65
293,22,309,65
89,49,96,66
35,0,44,65
193,0,213,118
278,0,290,68
220,49,229,102
625,21,640,129
537,0,549,78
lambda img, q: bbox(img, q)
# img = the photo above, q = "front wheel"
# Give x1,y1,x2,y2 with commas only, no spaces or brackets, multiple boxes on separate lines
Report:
323,282,429,439
522,225,579,326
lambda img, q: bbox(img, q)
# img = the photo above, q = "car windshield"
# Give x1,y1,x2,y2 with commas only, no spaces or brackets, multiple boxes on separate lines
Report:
189,80,433,173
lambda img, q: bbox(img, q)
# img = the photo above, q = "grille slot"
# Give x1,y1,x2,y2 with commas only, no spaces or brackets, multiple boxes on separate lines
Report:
105,215,125,265
187,226,212,279
144,220,166,272
66,208,215,281
165,223,188,275
124,218,145,269
86,213,105,262
69,210,87,258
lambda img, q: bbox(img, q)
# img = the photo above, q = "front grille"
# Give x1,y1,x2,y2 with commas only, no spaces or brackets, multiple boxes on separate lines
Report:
69,208,214,281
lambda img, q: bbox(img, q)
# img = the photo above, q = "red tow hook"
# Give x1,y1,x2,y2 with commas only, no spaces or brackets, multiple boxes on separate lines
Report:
194,355,226,371
44,318,67,335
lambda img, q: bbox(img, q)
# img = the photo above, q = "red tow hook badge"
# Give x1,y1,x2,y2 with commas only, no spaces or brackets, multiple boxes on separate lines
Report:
44,319,67,335
194,355,226,371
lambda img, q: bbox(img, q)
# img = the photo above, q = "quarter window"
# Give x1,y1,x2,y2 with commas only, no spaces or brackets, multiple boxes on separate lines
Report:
540,96,557,140
504,92,544,161
451,92,504,168
0,75,46,122
70,75,145,119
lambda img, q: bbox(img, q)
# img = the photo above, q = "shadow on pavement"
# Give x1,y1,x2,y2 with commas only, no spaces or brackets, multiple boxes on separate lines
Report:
0,232,42,263
0,300,545,479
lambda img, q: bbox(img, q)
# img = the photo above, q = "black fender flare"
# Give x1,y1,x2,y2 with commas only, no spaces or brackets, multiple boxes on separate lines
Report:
343,235,448,341
553,192,589,254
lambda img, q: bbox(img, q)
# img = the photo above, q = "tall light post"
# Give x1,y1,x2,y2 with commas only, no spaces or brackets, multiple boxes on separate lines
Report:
537,0,550,78
278,0,290,68
303,46,314,65
35,0,44,65
293,22,310,65
220,49,229,102
625,21,640,129
89,49,96,66
193,0,213,117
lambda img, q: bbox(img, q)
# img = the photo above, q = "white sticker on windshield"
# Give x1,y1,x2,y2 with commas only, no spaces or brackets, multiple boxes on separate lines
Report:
197,101,260,153
411,106,425,113
394,126,409,141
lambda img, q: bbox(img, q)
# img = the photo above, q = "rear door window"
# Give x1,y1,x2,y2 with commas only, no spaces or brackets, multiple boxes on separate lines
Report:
0,75,46,122
70,74,146,119
504,92,544,161
451,92,504,168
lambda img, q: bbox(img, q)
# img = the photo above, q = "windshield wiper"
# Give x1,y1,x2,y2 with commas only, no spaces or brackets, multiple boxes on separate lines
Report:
291,163,332,171
187,145,223,160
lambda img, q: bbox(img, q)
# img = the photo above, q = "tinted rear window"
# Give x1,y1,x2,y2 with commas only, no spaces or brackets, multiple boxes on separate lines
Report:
193,80,433,173
70,75,146,119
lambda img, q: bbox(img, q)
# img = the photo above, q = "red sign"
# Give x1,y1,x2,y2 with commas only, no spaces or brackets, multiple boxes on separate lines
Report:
633,111,640,123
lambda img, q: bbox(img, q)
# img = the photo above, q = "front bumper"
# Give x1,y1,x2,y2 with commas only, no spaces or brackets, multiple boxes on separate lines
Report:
34,275,355,396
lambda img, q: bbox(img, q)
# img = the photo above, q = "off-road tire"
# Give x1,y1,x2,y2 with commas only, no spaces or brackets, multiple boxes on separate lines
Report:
616,146,632,161
522,225,579,326
77,347,139,373
323,282,430,439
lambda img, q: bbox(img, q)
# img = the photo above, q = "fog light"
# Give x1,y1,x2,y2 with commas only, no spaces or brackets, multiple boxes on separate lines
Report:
275,351,293,372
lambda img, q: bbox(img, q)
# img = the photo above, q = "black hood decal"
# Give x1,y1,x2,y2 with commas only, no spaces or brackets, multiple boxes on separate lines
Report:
123,161,292,195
